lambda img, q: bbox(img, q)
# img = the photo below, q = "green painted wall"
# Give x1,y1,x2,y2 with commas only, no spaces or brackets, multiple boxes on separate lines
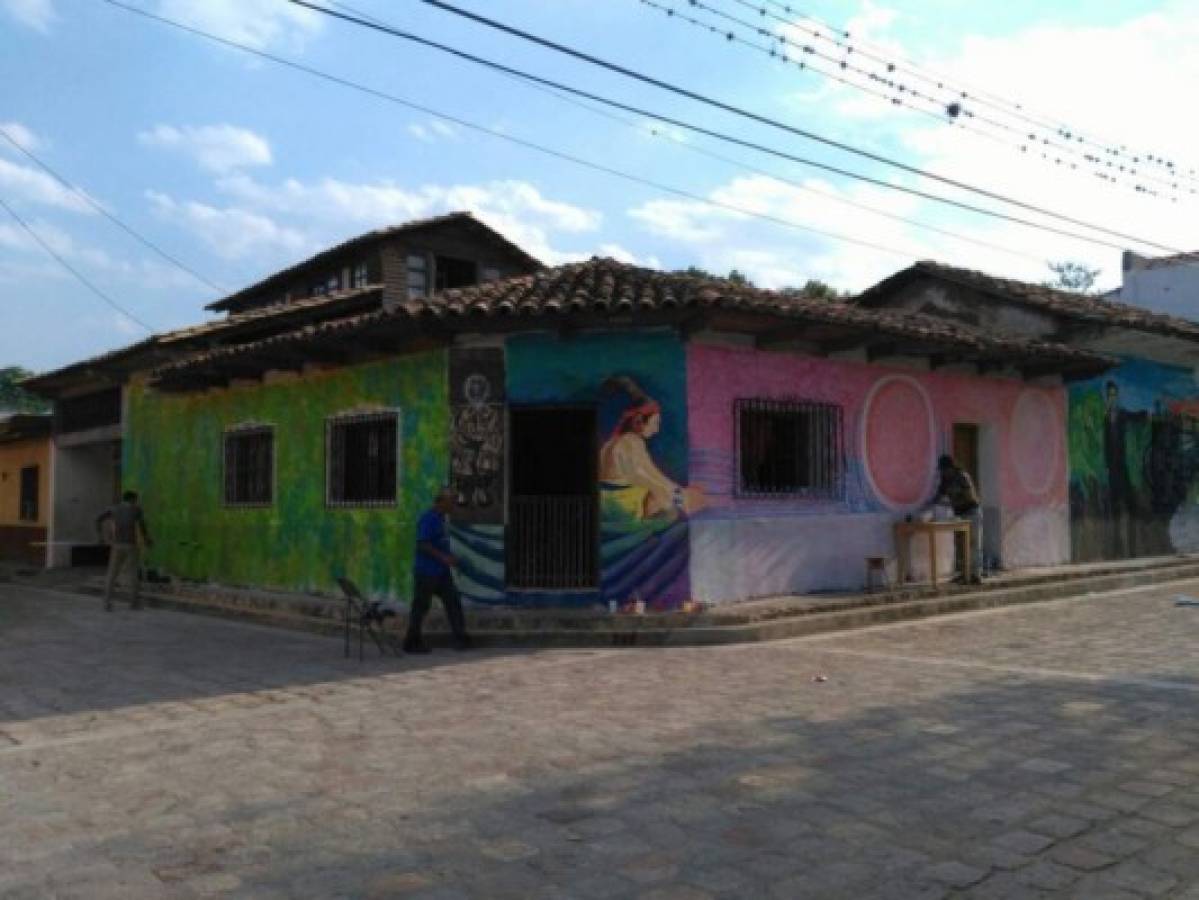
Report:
125,352,448,599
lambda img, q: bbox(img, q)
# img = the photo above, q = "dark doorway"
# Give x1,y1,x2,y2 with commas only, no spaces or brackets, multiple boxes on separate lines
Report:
507,408,598,590
952,423,980,488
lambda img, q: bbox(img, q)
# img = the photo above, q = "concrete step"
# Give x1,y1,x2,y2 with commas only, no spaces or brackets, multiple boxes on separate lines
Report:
68,555,1199,648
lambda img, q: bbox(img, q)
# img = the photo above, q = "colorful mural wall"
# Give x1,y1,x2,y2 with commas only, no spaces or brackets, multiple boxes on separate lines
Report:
687,343,1069,601
453,330,698,609
1069,358,1199,562
124,352,448,599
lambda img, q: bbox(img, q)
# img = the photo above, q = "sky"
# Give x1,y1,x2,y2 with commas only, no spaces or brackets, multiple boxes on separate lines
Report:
2,0,1198,372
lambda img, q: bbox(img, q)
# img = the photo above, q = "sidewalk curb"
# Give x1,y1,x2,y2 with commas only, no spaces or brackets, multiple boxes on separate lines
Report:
54,558,1199,648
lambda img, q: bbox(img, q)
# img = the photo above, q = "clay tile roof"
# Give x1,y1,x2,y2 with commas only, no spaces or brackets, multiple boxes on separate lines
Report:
205,211,543,312
858,260,1199,342
154,258,1113,388
22,285,385,396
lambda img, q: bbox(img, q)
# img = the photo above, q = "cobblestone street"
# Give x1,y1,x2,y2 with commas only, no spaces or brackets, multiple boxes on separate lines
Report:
4,580,1199,899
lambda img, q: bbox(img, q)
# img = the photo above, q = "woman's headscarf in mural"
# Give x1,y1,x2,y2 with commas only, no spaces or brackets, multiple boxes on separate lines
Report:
604,376,661,439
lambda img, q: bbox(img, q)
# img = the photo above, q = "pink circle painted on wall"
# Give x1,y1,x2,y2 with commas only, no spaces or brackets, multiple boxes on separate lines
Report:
861,375,936,510
1011,389,1059,495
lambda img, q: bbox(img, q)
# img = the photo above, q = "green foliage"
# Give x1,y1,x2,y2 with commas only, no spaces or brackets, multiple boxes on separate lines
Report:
1044,260,1101,294
0,366,49,413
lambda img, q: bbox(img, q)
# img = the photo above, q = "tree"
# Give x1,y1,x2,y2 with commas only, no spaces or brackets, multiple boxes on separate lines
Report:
780,279,847,301
0,366,49,414
676,265,755,286
1044,260,1101,294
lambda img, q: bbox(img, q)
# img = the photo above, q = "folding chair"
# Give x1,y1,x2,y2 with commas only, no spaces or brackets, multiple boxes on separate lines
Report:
336,577,403,660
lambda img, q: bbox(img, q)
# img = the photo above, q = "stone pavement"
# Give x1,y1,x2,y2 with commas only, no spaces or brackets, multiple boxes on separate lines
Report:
3,580,1199,898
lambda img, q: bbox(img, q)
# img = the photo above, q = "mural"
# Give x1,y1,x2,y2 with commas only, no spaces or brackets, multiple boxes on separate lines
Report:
448,347,504,523
1069,358,1199,561
453,330,699,609
124,352,448,599
687,343,1070,601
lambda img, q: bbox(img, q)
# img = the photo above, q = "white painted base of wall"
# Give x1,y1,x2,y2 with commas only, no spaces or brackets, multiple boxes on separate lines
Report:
689,513,957,603
689,505,1070,604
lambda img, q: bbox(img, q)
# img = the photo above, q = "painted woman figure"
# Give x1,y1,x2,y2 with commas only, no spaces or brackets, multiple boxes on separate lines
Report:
599,376,705,520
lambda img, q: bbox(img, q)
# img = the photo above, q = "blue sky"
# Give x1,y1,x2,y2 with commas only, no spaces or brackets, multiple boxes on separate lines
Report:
3,0,1198,372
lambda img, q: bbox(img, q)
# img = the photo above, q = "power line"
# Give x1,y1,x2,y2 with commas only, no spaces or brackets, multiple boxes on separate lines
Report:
752,0,1199,190
652,0,1185,201
284,0,1161,255
381,0,1183,254
0,195,155,333
326,0,1049,266
95,0,934,264
0,126,226,294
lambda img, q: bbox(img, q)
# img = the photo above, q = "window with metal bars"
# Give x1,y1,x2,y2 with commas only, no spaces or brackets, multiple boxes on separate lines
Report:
18,465,38,521
223,427,274,506
326,411,399,507
735,398,844,498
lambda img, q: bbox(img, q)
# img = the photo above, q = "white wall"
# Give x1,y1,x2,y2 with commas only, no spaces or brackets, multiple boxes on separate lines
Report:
1121,252,1199,320
51,441,118,554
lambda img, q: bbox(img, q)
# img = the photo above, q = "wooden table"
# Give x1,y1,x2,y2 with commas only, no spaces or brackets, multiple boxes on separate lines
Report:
893,520,972,588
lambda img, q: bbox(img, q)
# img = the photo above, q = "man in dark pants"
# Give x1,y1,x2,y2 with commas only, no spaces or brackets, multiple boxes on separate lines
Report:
404,487,471,653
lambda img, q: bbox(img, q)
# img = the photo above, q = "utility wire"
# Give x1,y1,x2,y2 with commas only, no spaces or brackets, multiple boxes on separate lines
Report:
656,0,1183,200
753,0,1199,188
96,0,933,263
326,0,1048,267
373,0,1183,254
0,195,155,333
0,126,226,294
284,0,1158,255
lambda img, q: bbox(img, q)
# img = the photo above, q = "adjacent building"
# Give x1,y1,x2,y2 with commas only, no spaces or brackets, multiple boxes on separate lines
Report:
0,413,51,565
858,260,1199,564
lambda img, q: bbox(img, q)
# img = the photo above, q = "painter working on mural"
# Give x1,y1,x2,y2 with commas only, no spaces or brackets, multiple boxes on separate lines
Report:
96,490,153,611
930,455,983,584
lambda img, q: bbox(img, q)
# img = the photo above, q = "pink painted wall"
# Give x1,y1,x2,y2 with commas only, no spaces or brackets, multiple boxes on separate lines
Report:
686,342,1068,599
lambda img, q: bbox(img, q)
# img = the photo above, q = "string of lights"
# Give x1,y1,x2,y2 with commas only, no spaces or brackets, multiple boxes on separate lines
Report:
649,0,1187,200
750,0,1199,188
323,0,1050,266
0,125,225,294
301,0,1182,254
0,194,155,333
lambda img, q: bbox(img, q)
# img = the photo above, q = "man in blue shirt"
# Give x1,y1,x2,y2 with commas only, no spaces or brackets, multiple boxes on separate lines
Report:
404,487,471,652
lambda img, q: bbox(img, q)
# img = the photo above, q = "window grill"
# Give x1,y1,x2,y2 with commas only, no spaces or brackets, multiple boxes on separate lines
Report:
223,426,274,506
735,398,844,498
18,465,38,521
326,411,400,507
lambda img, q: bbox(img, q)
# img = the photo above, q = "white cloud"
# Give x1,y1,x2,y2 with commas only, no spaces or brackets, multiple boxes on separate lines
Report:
0,122,42,154
596,243,662,269
636,3,1199,295
216,174,601,264
1,0,55,32
0,157,93,213
146,190,307,260
154,0,321,51
139,124,273,174
407,120,459,144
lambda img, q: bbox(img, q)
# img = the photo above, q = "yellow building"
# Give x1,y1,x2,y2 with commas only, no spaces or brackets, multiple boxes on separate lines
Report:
0,414,51,565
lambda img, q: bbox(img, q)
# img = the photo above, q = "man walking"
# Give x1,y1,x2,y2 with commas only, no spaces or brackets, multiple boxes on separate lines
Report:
931,455,984,583
96,490,153,611
404,487,471,652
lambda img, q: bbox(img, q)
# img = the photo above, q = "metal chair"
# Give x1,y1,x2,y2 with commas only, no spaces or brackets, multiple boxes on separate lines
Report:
336,577,402,660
